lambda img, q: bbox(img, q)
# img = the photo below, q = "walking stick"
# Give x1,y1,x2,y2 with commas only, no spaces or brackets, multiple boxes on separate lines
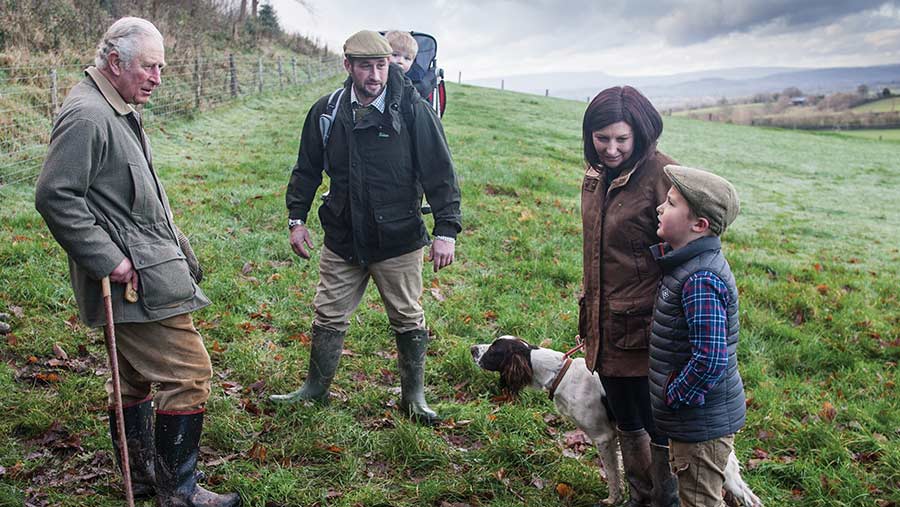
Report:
102,276,135,507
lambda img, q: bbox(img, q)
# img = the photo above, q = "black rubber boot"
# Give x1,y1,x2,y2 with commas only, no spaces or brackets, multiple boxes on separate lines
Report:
395,328,440,425
650,442,680,507
155,411,241,507
618,428,653,507
269,325,345,403
109,398,156,498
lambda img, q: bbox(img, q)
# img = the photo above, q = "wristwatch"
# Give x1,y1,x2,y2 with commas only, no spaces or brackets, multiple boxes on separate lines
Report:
288,218,305,229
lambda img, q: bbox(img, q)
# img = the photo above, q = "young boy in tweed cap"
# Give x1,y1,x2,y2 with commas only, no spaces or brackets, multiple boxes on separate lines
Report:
648,165,747,507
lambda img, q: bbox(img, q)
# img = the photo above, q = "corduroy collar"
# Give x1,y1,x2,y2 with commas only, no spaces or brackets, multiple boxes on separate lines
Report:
85,66,136,116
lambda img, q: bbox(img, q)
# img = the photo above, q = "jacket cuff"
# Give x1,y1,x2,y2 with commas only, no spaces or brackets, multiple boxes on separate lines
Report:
432,222,459,239
91,247,128,281
288,208,309,222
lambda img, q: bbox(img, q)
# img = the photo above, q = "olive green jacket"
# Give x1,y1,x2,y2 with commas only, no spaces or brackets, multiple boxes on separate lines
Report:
35,67,209,327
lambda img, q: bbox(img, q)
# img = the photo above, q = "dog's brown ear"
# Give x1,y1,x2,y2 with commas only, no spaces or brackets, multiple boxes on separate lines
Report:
500,354,533,395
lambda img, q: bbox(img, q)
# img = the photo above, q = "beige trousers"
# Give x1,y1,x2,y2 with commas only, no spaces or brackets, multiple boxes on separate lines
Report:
106,313,212,412
313,246,425,334
670,434,735,507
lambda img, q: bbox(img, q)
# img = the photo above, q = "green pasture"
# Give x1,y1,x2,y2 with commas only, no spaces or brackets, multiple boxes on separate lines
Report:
852,96,900,113
820,128,900,143
1,81,898,506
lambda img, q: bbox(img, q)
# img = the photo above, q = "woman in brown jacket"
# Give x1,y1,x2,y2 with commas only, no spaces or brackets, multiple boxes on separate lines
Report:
579,86,679,507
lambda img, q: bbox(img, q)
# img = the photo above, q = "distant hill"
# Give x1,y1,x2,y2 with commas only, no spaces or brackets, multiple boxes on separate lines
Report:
470,64,900,109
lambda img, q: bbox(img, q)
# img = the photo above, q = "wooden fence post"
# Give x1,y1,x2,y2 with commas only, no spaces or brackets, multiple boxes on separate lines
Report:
229,54,238,97
50,68,59,118
291,57,297,85
545,89,548,97
501,79,504,91
458,71,461,84
194,56,202,110
277,57,284,90
257,57,263,94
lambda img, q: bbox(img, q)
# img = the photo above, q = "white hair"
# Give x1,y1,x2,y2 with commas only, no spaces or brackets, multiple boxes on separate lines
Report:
95,17,163,70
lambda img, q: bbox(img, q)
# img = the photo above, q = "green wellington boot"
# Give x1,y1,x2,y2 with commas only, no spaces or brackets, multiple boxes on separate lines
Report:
395,328,440,425
155,411,241,507
270,325,345,403
109,398,156,498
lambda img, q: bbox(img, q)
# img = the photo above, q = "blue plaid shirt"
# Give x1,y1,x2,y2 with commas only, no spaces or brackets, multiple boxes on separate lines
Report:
666,270,730,408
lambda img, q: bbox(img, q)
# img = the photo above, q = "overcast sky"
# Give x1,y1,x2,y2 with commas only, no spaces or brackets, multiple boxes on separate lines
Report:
268,0,900,79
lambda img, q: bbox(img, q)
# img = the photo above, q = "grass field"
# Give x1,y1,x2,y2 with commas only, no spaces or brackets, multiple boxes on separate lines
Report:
1,80,899,507
852,96,900,113
821,128,900,142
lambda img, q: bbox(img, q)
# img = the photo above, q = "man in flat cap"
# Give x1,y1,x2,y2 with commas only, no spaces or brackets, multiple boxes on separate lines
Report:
35,17,240,507
272,30,461,425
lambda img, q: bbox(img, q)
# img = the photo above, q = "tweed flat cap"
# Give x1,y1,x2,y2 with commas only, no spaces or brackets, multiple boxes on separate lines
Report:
343,30,392,58
663,165,740,235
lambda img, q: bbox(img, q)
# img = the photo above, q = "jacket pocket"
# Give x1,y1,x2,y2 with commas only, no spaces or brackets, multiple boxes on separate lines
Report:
373,201,424,250
318,192,349,240
129,241,195,311
608,299,653,350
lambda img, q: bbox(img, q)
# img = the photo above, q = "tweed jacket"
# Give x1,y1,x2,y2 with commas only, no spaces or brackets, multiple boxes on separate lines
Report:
579,149,675,376
35,67,209,327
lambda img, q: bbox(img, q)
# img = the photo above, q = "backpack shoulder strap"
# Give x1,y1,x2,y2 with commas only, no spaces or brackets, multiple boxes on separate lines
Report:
319,87,345,149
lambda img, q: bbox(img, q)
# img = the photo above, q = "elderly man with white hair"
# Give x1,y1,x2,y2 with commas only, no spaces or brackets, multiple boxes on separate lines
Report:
35,17,240,507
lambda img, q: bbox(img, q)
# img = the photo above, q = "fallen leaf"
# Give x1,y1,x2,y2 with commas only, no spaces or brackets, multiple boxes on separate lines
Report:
6,334,17,346
210,341,226,353
820,401,837,422
9,305,24,318
52,344,68,361
288,332,311,344
814,263,823,272
267,273,282,283
555,482,575,499
816,284,829,295
483,310,498,321
241,262,254,275
429,287,445,302
247,442,267,463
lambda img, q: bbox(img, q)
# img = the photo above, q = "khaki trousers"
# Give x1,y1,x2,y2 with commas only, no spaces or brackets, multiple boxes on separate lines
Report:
670,434,735,507
313,246,425,334
106,313,212,412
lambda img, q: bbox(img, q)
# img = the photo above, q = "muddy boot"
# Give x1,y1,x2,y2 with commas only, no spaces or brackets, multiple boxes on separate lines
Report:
109,398,156,498
270,325,345,403
395,328,440,425
651,442,680,507
155,411,241,507
619,428,653,507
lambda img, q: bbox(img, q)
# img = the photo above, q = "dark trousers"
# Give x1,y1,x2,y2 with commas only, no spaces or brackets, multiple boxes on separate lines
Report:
600,375,667,445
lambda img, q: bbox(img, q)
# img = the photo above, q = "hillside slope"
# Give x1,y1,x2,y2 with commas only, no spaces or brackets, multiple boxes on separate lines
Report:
0,82,898,506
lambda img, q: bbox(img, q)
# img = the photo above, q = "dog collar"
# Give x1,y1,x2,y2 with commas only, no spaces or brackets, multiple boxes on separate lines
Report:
547,357,573,400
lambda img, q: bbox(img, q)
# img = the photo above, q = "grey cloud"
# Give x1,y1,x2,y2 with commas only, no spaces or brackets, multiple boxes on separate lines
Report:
656,0,896,45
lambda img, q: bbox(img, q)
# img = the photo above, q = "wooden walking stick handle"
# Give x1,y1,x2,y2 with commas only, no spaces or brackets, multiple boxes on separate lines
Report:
102,276,135,507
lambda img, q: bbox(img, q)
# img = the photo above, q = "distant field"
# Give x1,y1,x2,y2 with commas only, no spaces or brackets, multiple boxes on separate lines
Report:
826,127,900,142
852,96,900,112
673,102,767,116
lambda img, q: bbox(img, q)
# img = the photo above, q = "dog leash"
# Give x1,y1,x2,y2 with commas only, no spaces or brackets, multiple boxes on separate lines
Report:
548,335,585,400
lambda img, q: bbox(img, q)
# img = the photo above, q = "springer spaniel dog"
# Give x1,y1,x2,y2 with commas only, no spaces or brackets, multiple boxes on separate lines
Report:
471,336,763,507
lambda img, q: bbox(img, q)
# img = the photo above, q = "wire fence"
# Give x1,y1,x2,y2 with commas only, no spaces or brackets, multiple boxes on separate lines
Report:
0,53,342,191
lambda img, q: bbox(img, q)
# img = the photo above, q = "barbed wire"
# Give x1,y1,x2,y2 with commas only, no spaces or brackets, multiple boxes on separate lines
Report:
0,53,342,191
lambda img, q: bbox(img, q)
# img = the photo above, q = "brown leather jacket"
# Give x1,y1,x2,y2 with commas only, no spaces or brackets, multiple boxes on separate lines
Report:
579,149,675,376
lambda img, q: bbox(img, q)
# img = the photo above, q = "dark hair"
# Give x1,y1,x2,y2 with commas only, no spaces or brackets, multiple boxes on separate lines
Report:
582,86,663,167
